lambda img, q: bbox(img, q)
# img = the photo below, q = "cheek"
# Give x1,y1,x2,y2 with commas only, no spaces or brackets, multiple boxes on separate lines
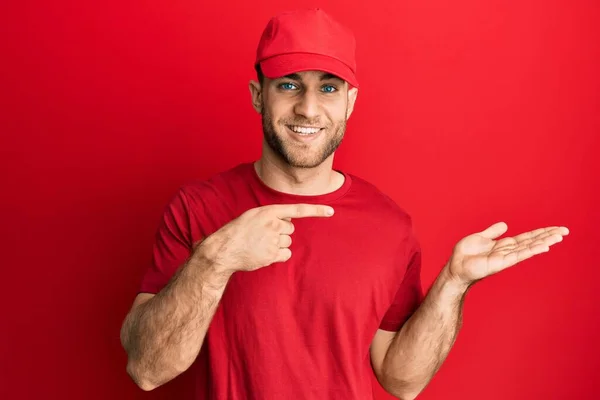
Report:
325,102,348,122
267,104,294,124
264,90,293,118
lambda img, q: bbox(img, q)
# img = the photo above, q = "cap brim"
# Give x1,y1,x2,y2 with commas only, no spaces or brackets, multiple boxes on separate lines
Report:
259,53,359,88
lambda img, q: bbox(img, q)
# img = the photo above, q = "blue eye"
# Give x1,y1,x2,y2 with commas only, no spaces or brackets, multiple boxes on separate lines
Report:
280,82,297,90
322,85,337,93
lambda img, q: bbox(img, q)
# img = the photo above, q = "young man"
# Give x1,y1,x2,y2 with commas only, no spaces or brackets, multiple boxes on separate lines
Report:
120,9,569,399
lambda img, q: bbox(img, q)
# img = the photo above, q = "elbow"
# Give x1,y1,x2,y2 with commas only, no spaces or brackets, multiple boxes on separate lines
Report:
126,361,160,391
397,393,418,400
385,388,417,400
380,376,421,400
386,388,419,400
125,357,189,392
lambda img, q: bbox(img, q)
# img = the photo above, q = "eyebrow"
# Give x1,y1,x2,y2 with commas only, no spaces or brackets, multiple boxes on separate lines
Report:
281,72,344,82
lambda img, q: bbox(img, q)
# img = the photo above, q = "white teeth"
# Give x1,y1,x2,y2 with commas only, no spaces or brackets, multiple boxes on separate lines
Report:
290,126,321,135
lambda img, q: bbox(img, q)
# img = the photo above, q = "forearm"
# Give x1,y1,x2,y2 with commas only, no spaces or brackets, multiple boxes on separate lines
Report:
121,239,231,390
381,265,470,399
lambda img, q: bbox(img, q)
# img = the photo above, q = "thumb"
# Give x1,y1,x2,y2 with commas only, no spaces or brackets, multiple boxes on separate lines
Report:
479,222,508,240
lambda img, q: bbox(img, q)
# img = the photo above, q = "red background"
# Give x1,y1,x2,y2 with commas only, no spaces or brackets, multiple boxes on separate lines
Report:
1,0,598,399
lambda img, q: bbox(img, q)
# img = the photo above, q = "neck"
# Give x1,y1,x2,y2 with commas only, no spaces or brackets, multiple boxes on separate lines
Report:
255,146,344,196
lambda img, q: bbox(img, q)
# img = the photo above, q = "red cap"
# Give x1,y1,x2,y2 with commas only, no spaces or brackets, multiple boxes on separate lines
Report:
255,9,359,88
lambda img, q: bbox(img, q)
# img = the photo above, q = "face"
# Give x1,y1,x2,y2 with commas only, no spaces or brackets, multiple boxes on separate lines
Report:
250,70,358,168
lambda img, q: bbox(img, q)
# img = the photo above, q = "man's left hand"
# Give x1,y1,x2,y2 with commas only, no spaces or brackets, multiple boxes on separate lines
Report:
447,222,569,287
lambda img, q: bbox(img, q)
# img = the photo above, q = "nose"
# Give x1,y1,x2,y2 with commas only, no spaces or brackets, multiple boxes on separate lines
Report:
293,90,320,121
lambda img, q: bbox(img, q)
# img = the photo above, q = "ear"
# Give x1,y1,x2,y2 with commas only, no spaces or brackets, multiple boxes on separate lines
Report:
249,80,263,113
346,86,359,119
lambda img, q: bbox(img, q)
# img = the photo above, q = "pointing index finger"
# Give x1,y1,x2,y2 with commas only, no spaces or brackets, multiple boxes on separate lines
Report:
274,204,334,219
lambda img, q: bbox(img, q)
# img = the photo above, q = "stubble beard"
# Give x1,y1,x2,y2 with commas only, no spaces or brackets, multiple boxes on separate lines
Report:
261,107,347,169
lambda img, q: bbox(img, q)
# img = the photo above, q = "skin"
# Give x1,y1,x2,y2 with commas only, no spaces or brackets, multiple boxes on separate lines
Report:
370,223,568,399
120,202,335,390
120,69,570,398
248,70,358,195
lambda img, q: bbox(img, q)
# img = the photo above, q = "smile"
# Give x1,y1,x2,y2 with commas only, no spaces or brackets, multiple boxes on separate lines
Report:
287,125,323,135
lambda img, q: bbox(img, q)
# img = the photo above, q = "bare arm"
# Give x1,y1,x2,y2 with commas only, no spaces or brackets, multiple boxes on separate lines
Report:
371,265,468,400
120,203,334,391
120,238,232,391
371,223,568,399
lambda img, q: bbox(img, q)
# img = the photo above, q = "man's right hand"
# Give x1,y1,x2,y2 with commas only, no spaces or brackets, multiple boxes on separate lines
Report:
199,204,335,274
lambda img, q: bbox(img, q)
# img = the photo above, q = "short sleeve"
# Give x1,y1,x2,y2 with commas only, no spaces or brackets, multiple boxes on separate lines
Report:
138,188,195,294
379,231,424,332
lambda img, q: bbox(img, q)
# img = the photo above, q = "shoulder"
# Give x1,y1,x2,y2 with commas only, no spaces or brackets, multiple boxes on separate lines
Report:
159,163,252,221
177,162,251,202
345,172,415,229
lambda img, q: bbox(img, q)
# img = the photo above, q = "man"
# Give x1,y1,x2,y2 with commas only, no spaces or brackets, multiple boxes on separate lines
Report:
120,8,569,399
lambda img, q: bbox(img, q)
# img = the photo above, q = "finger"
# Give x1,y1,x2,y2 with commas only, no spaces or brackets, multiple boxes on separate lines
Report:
278,220,295,235
479,222,508,240
508,230,566,252
503,235,561,267
504,230,555,250
528,233,564,249
273,204,334,219
496,226,569,251
274,248,292,263
511,226,562,244
278,234,292,248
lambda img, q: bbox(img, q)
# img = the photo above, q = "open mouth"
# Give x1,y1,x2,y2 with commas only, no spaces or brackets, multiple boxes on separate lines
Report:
286,125,324,136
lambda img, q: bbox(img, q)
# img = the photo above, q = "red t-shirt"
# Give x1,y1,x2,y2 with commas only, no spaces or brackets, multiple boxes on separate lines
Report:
139,162,423,399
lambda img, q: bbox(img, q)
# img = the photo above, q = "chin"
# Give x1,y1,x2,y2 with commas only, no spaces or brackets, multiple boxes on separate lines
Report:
264,128,341,169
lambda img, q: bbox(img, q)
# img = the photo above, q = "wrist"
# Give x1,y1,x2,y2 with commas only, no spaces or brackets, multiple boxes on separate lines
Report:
190,235,235,288
438,264,471,298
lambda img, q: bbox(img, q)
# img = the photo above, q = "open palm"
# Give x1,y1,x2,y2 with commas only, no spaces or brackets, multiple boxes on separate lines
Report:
448,222,569,285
